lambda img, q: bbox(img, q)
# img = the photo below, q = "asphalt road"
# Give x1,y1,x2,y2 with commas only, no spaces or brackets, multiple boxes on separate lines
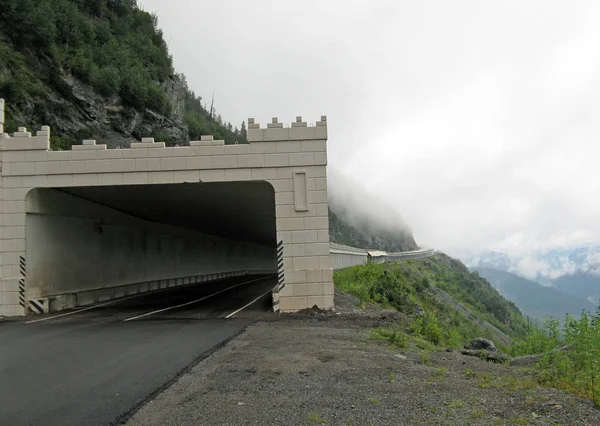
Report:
0,275,276,426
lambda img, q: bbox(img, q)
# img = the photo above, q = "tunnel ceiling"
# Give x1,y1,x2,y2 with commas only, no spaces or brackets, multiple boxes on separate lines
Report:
61,182,276,246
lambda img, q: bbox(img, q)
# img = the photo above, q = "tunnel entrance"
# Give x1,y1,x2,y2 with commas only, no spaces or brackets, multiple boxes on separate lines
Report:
24,181,277,311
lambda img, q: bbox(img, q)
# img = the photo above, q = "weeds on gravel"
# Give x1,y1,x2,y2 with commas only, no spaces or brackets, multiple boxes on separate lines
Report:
469,409,484,423
477,373,496,389
387,372,396,383
426,368,447,383
462,368,476,378
419,351,431,366
445,399,465,408
413,336,436,352
307,412,331,424
508,416,529,425
510,310,600,406
370,327,408,348
367,397,381,405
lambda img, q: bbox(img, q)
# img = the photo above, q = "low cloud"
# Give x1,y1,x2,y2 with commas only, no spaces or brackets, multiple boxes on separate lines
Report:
140,0,600,259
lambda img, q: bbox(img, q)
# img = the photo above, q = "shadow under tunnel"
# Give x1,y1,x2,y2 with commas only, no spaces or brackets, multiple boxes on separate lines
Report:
24,181,278,311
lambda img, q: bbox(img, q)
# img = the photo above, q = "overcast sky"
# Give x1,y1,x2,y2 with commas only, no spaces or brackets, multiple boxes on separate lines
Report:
140,0,600,259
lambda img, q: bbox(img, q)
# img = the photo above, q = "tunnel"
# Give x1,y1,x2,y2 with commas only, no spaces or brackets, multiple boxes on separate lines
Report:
24,181,278,311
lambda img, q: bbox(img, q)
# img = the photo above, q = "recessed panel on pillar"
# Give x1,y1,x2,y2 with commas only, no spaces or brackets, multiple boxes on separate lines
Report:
293,172,308,212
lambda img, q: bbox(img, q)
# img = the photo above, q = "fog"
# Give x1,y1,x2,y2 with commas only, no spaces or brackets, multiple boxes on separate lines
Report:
139,0,600,261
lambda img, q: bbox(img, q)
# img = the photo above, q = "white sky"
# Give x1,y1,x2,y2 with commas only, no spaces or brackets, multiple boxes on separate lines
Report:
139,0,600,258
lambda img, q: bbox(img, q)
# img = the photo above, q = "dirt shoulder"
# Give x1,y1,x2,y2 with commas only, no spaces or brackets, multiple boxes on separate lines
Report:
126,294,600,426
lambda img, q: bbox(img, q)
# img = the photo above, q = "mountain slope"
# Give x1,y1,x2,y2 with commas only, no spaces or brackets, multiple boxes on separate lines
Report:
474,268,595,320
335,253,529,348
328,208,417,252
551,272,600,305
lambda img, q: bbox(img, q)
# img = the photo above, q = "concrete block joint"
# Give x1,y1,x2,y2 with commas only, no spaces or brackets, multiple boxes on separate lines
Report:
0,99,333,316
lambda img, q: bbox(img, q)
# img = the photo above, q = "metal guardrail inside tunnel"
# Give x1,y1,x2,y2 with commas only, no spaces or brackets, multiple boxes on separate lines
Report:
329,243,434,270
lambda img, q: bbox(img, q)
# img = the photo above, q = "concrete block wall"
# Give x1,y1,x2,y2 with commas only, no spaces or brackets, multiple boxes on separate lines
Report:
0,99,333,316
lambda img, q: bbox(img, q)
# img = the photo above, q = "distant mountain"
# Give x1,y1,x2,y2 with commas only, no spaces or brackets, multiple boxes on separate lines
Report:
474,268,595,321
551,272,600,306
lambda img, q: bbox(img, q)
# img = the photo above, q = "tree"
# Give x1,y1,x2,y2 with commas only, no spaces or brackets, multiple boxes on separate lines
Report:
92,65,120,95
240,120,247,141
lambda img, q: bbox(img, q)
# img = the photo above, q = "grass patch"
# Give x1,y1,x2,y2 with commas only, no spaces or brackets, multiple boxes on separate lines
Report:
308,412,331,424
445,399,465,408
462,368,476,378
370,327,408,348
419,352,431,366
426,368,447,383
367,397,380,405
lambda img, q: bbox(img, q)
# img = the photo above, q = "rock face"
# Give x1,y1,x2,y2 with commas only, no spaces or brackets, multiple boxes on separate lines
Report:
465,338,497,352
3,61,189,149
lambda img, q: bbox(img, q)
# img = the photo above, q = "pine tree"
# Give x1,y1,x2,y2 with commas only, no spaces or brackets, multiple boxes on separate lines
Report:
240,120,247,141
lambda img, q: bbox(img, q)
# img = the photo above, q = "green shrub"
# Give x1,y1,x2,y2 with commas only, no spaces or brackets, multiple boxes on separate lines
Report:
92,66,121,96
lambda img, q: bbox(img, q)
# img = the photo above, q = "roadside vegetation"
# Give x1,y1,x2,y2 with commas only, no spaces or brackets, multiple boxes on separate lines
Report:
510,312,600,406
334,253,600,406
335,253,528,351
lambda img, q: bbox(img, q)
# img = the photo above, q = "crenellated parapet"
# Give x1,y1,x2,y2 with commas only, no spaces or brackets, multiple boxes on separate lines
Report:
247,116,327,142
1,126,51,151
0,116,327,176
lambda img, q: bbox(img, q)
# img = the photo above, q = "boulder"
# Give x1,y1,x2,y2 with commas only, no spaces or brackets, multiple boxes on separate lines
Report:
509,354,542,367
465,338,497,352
460,349,508,363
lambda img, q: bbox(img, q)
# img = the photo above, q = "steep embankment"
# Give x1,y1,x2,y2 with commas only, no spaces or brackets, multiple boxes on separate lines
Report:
335,253,529,349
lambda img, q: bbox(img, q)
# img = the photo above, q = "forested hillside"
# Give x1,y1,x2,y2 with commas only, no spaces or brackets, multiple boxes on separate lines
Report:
0,0,246,148
329,208,417,252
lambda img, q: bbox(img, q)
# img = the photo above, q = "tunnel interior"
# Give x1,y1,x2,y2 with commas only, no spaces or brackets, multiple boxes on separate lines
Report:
24,181,277,304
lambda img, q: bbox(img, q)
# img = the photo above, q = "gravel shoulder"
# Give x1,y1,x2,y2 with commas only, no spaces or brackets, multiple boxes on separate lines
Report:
126,292,600,426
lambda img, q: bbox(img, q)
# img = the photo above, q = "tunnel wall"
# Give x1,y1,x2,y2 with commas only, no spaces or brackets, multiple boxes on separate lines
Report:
25,188,276,307
0,104,333,316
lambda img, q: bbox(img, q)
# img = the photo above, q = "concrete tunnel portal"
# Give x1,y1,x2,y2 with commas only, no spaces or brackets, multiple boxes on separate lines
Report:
24,181,278,311
0,106,334,317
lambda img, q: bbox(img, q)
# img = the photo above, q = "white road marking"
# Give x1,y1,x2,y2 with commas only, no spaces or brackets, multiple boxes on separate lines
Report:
123,277,267,322
25,294,143,324
225,288,273,319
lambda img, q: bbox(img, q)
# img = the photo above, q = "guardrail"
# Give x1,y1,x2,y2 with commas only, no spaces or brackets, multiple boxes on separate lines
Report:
329,243,434,270
329,243,369,269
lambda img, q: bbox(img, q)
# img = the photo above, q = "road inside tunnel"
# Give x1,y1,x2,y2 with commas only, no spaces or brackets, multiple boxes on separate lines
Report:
24,181,278,308
0,274,277,426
